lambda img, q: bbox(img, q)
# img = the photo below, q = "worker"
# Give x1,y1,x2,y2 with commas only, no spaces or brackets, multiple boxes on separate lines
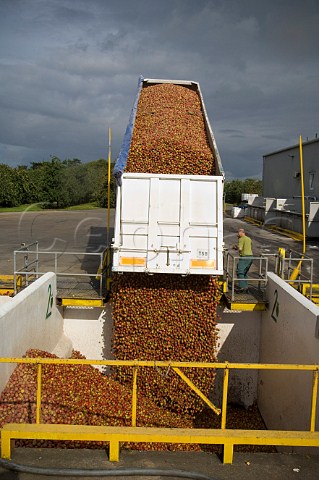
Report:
233,228,253,292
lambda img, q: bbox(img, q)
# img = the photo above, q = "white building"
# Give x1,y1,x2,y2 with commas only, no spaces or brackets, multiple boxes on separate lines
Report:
263,137,319,201
246,137,319,238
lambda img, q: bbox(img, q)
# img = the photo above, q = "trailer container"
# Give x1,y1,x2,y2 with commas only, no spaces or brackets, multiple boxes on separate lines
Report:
112,76,224,275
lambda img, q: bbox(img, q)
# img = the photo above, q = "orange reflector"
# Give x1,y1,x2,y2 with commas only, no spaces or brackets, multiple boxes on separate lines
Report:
190,259,216,268
119,257,146,266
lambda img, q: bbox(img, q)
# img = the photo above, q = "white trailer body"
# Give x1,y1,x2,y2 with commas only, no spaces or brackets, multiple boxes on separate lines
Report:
112,173,224,275
112,77,224,275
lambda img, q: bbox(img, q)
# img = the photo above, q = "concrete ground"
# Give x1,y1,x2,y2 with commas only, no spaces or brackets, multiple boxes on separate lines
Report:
0,448,319,480
0,209,115,297
0,209,114,276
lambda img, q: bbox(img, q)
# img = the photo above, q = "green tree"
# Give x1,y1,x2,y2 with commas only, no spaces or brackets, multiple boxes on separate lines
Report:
0,157,113,209
86,159,108,205
35,156,69,208
0,164,20,206
15,166,38,204
62,158,82,167
96,162,117,208
63,162,91,206
242,178,263,196
224,178,262,204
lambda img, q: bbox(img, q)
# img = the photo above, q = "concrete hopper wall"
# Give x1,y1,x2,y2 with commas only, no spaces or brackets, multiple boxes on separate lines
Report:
259,272,319,453
62,303,114,370
0,272,72,393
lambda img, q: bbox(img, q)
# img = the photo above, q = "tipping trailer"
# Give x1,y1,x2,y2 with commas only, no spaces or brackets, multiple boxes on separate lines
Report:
112,76,224,275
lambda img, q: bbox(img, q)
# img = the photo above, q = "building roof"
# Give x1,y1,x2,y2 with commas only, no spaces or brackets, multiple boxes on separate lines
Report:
263,137,319,159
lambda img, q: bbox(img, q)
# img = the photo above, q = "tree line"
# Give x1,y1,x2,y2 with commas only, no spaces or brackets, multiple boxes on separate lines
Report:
0,157,261,209
0,157,116,209
224,178,262,204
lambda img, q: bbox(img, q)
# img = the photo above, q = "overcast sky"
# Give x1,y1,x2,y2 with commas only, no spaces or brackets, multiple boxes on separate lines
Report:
0,0,318,179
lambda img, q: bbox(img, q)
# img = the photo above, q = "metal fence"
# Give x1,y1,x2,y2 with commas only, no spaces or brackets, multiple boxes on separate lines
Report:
224,248,315,303
13,242,105,298
275,249,314,299
224,251,269,302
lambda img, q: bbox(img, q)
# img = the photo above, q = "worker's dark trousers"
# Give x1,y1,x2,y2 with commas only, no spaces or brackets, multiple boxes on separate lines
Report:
237,256,253,289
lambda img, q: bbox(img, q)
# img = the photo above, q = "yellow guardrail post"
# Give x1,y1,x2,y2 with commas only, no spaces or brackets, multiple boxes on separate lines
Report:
132,365,138,427
288,136,307,283
221,364,229,430
221,364,233,463
36,363,42,424
310,368,319,432
109,438,120,462
299,135,306,255
107,127,112,245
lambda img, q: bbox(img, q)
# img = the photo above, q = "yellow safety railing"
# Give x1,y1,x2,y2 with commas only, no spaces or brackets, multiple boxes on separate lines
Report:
0,358,318,433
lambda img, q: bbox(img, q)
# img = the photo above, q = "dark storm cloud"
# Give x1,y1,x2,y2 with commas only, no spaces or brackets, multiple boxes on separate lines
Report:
0,0,318,178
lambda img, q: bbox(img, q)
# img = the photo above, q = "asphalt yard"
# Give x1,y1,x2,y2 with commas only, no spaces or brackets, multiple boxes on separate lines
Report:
0,208,318,300
0,208,318,276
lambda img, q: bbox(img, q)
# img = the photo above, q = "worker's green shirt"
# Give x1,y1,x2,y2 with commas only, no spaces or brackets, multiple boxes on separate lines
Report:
238,236,253,256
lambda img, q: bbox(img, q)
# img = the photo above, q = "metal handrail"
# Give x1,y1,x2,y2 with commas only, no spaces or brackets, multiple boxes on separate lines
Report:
224,249,315,303
15,241,39,252
13,249,105,297
0,357,318,435
13,242,39,294
272,249,314,300
224,251,268,302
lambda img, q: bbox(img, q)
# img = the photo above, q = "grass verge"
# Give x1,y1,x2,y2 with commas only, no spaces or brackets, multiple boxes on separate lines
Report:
0,203,104,213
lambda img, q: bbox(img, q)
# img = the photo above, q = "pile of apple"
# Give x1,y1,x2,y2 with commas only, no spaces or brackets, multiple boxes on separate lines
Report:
112,273,220,417
0,348,200,451
125,83,215,175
